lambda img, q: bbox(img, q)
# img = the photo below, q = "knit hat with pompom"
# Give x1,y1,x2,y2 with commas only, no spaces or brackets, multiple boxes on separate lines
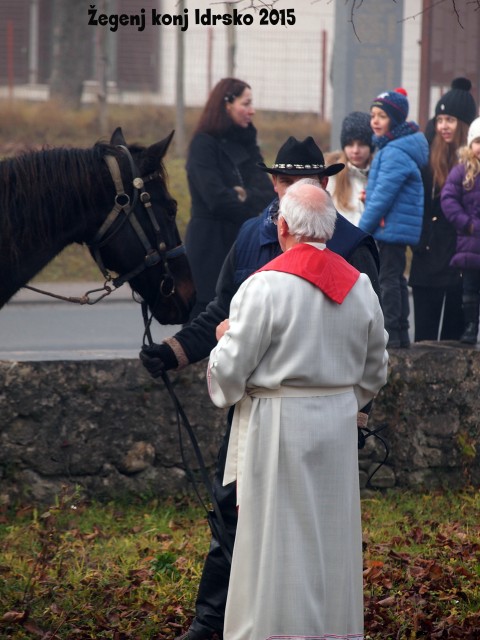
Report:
435,77,477,125
371,88,409,127
467,117,480,147
340,111,373,150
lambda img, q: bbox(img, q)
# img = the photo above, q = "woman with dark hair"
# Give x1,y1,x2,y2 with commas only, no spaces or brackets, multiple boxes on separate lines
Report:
409,77,478,341
185,78,275,319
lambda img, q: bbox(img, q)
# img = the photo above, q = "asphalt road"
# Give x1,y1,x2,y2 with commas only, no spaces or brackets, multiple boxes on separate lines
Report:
0,283,181,361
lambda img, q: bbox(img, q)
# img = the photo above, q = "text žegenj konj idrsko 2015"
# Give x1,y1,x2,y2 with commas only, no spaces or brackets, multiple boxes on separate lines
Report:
88,6,297,32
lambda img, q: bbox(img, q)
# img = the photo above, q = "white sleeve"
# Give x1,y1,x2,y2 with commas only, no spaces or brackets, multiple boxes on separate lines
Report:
207,274,273,408
354,277,389,408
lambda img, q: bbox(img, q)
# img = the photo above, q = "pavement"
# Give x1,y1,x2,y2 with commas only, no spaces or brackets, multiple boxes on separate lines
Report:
2,281,180,361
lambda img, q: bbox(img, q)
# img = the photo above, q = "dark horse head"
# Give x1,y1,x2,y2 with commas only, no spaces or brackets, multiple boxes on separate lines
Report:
0,128,195,324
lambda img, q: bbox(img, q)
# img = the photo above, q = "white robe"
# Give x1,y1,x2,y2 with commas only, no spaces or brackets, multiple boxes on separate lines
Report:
208,253,388,640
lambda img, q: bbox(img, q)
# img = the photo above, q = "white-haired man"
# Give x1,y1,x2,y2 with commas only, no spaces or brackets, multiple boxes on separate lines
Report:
208,180,388,640
141,137,383,640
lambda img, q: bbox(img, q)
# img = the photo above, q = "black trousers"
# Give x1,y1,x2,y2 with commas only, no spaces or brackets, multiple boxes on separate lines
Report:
462,269,480,298
411,284,463,341
190,416,236,636
378,242,410,337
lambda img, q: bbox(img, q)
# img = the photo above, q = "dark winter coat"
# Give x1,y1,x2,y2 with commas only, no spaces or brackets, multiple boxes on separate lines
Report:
408,165,462,290
441,164,480,269
184,125,275,309
177,201,380,365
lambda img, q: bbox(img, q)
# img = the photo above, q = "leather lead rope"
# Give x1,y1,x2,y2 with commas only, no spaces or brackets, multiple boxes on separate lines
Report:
358,423,390,489
141,301,233,564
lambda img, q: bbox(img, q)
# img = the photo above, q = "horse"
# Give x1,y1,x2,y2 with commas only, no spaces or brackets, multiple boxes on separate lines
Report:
0,128,195,325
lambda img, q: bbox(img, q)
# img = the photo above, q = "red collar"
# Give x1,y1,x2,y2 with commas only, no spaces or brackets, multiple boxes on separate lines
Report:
256,243,360,304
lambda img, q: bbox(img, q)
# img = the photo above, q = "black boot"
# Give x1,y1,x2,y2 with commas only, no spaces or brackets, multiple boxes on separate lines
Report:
386,329,400,349
400,326,411,349
460,295,479,345
461,322,478,344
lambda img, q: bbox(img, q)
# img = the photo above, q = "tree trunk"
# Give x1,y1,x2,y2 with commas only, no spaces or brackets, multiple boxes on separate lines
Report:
49,0,91,108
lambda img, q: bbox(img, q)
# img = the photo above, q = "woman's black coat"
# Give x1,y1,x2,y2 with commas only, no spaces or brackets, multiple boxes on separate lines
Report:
408,164,462,290
185,124,275,315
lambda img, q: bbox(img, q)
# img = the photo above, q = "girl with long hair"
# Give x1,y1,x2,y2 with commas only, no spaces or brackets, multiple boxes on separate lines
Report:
408,77,478,341
441,117,480,343
326,111,373,226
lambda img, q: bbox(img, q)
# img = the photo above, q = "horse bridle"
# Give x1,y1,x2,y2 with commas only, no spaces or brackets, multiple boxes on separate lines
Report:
23,145,186,306
88,144,186,296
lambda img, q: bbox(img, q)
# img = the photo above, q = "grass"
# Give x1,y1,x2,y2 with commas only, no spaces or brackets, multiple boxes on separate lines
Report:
0,99,328,283
362,491,480,637
1,489,479,639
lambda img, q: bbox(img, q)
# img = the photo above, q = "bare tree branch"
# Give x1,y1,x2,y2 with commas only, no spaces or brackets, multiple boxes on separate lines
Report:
451,0,462,26
349,0,364,42
211,0,280,10
402,0,446,23
243,0,478,33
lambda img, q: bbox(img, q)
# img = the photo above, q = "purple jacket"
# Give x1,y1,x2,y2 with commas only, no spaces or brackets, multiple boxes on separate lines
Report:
441,163,480,269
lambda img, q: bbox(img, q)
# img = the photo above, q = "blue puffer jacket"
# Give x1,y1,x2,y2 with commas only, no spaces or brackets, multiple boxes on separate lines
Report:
359,130,429,246
441,164,480,270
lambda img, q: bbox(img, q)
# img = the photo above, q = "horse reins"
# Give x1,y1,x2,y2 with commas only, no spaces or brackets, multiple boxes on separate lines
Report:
20,142,232,558
141,302,234,565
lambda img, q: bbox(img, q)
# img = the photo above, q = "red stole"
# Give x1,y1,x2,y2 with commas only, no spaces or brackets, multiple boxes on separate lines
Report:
256,243,360,304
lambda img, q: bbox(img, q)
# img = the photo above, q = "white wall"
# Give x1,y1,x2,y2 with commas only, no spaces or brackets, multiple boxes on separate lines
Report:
153,0,422,121
402,0,423,122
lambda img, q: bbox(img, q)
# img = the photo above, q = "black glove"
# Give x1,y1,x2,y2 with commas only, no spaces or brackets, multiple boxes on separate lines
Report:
140,343,177,378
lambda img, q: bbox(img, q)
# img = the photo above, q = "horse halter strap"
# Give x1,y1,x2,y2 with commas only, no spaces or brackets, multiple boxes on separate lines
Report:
89,147,183,294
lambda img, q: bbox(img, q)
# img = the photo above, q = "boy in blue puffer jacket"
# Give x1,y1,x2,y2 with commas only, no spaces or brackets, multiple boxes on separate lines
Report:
359,88,429,348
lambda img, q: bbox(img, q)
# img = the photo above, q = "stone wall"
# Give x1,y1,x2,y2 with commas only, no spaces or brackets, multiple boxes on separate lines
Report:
1,342,479,505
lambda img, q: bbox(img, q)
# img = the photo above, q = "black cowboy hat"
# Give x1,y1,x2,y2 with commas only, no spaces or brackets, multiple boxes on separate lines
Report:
258,136,345,177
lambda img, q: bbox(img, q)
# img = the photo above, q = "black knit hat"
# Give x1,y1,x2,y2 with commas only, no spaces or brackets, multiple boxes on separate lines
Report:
340,111,373,150
258,136,344,177
435,77,477,125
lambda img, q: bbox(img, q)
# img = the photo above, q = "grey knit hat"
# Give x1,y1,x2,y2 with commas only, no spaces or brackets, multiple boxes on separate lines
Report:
340,111,373,150
435,77,477,125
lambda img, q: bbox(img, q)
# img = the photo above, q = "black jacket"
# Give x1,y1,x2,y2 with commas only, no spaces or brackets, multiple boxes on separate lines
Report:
175,203,380,366
184,125,275,312
409,164,462,290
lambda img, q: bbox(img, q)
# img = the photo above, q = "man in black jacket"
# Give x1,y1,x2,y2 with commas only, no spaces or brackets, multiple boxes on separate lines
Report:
140,136,381,640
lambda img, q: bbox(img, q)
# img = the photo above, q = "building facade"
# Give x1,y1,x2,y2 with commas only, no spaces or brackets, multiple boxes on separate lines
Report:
0,1,478,137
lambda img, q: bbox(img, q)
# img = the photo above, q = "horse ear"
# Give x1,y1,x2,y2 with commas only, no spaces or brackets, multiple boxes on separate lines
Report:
148,130,175,159
110,127,127,146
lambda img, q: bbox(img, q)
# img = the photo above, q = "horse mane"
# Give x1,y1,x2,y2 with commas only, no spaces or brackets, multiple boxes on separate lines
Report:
0,142,116,260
